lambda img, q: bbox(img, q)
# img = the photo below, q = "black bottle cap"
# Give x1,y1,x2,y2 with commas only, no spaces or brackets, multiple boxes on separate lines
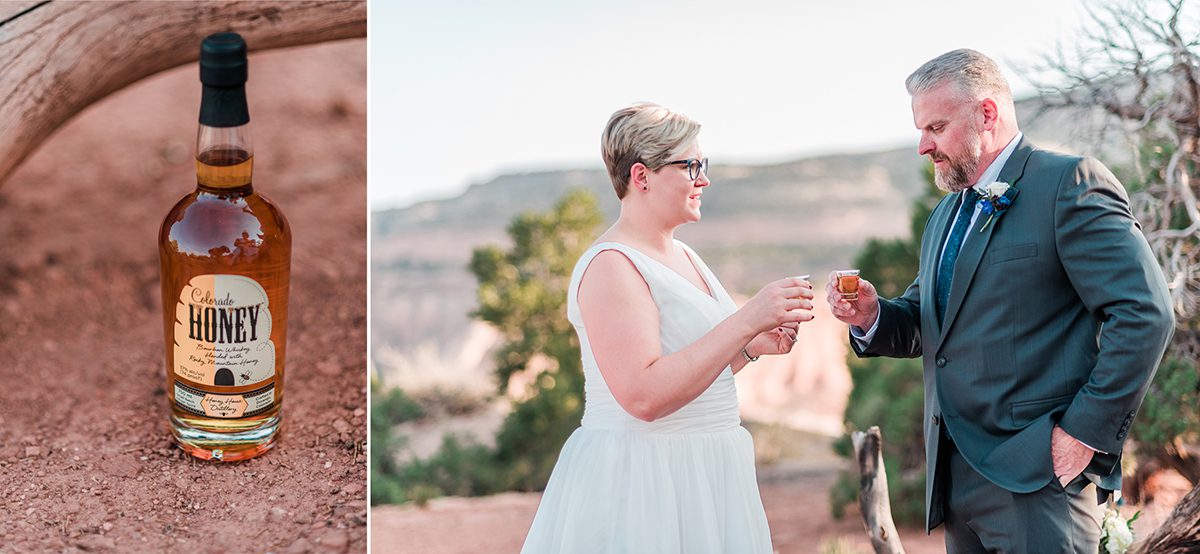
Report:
198,32,250,127
200,32,248,87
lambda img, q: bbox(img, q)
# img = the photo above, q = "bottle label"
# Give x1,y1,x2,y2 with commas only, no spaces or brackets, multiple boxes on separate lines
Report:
174,381,275,418
173,274,276,418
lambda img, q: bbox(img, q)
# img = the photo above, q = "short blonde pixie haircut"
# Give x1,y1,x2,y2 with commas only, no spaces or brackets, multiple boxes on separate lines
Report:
601,103,701,199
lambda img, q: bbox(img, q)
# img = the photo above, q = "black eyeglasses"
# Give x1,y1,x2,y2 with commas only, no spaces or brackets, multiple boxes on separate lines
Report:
661,158,709,181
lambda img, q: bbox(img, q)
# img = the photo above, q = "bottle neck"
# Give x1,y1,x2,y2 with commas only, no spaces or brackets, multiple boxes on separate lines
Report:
196,124,254,193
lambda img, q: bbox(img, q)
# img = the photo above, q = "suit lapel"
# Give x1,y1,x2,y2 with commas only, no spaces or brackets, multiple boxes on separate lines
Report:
921,194,958,337
939,137,1035,342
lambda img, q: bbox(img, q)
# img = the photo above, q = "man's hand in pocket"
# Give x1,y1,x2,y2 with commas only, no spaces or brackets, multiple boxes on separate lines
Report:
1052,425,1095,487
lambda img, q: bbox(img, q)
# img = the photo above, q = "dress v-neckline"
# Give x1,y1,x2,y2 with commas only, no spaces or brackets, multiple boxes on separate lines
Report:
593,241,719,303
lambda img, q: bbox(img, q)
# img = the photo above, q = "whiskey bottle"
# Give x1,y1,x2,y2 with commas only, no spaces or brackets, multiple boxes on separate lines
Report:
159,33,291,462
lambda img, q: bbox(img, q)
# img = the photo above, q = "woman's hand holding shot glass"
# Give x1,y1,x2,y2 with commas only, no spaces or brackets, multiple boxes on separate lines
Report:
739,275,815,360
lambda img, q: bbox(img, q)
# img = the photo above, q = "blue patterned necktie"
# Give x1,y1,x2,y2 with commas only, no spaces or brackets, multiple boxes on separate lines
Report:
936,189,979,324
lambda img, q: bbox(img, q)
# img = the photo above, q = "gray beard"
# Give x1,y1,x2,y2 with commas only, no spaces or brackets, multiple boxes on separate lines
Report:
934,145,982,193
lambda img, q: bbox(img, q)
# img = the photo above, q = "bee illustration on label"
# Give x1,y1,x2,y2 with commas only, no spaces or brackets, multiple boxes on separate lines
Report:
240,371,252,383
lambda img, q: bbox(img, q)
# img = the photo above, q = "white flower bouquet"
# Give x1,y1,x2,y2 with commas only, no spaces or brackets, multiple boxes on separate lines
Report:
1099,505,1140,554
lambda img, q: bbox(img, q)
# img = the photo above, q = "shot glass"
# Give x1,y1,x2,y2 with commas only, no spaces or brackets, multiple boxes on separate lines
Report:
835,270,861,301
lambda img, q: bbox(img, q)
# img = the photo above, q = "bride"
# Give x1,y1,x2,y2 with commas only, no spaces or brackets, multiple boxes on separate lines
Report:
521,103,814,553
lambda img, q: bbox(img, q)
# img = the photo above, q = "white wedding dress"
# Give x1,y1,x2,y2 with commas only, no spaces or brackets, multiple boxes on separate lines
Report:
521,241,772,553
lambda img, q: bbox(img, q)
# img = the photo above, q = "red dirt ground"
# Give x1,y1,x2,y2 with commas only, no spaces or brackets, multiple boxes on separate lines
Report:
370,461,1191,553
370,466,947,554
0,40,366,552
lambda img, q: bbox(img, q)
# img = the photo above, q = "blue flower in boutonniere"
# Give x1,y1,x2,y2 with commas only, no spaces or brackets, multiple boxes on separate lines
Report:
974,181,1016,232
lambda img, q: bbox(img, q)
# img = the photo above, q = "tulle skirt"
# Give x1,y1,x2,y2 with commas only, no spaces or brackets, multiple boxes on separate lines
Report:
521,425,772,553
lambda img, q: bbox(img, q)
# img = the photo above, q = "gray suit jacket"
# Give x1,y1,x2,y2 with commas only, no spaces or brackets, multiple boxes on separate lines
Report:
853,137,1175,532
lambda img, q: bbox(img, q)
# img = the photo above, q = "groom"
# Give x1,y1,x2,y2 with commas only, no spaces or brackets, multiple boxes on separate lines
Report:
827,49,1175,552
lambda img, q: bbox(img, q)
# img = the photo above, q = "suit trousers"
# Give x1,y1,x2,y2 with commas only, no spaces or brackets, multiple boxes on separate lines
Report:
941,436,1102,554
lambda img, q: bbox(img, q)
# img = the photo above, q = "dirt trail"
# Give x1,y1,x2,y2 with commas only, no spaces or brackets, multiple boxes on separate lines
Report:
0,40,366,552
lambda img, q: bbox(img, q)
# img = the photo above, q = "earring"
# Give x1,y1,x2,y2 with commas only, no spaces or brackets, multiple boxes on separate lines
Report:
643,186,648,191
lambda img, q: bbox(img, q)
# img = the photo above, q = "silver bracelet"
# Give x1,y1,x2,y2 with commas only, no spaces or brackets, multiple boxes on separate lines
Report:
741,347,759,362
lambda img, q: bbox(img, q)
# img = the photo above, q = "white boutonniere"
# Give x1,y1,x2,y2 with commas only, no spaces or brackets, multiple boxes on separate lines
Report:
973,181,1016,232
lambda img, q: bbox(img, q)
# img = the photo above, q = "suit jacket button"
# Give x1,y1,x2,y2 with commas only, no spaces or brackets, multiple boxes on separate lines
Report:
931,415,940,426
936,357,947,368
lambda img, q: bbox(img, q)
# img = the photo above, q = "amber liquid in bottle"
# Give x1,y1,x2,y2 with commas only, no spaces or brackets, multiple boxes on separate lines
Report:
159,33,290,462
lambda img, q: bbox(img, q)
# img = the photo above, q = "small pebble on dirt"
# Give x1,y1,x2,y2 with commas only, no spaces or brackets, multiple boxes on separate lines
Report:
317,359,340,376
315,528,349,551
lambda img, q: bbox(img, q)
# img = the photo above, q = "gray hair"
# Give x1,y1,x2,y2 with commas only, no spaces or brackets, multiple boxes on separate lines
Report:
601,102,701,199
906,49,1013,107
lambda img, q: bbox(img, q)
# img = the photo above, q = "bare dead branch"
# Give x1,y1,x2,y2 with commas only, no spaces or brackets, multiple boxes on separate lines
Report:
851,427,906,554
1132,481,1200,554
0,1,367,186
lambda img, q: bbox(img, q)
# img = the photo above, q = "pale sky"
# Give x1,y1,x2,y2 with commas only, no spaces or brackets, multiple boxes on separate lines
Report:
370,0,1085,210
